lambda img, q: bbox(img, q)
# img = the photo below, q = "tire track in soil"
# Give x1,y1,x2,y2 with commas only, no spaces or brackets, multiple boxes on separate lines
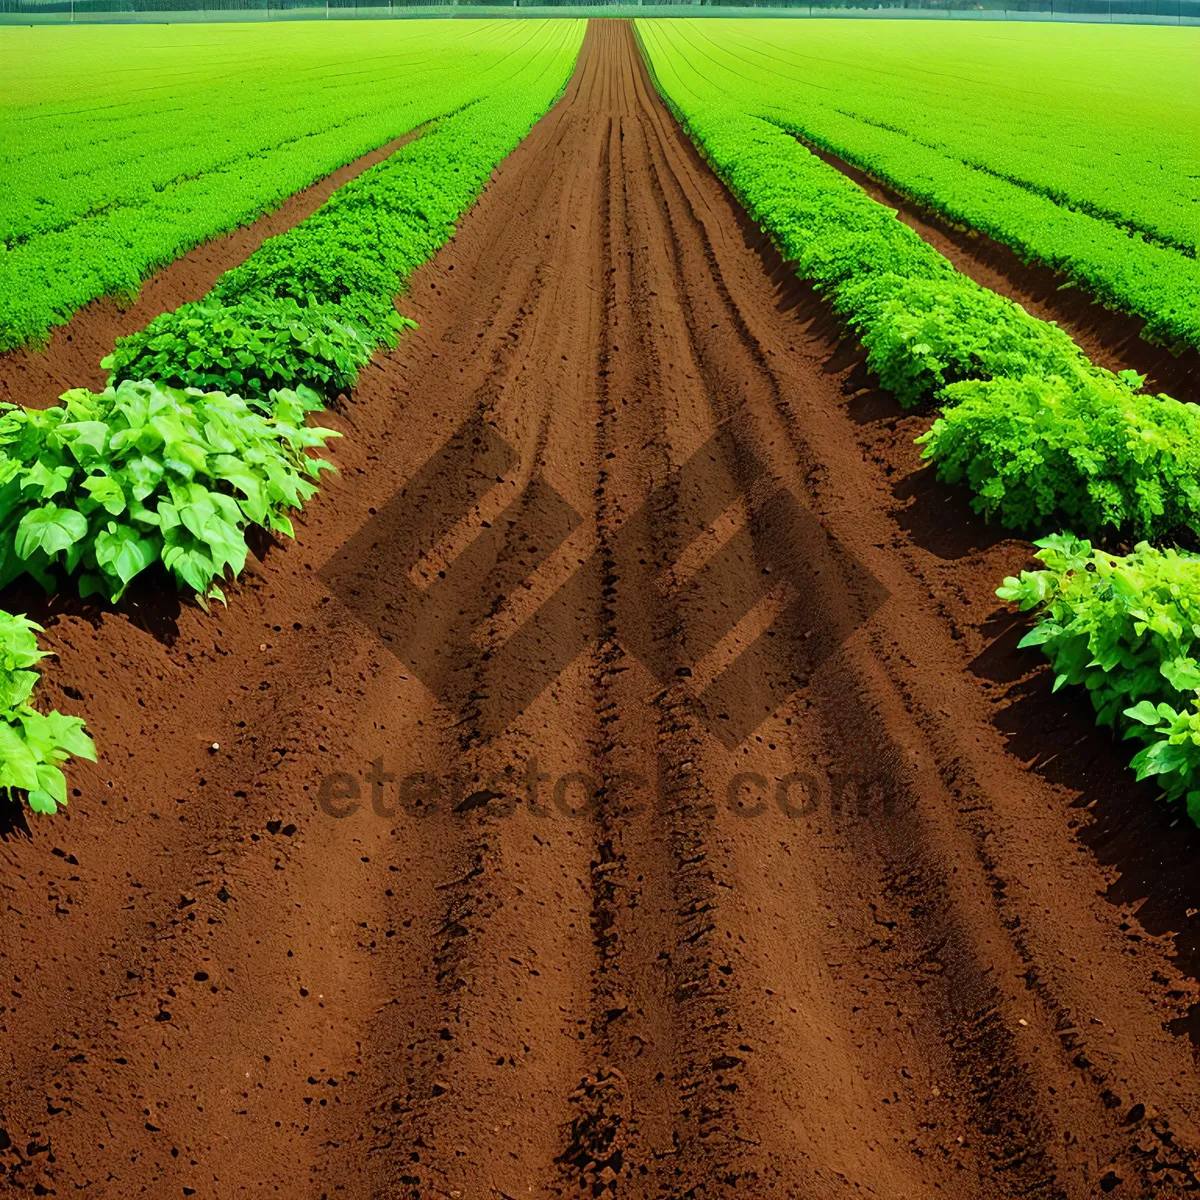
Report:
3,19,1200,1200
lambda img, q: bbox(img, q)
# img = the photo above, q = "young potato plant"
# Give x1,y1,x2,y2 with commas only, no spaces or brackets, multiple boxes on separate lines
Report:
0,379,339,605
998,535,1200,822
0,609,95,815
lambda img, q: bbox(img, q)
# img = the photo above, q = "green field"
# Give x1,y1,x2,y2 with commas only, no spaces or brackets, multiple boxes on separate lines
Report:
637,19,1200,351
4,16,1200,817
0,19,583,351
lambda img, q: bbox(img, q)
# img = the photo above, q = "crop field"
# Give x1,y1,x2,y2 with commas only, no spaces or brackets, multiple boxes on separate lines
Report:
3,14,1200,1199
639,19,1200,350
0,19,584,350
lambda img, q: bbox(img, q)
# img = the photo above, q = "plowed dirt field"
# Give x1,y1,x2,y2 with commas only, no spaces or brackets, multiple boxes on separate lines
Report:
3,20,1200,1200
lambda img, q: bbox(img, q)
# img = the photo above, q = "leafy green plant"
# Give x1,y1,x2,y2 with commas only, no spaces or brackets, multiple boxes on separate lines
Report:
839,276,1093,409
213,242,407,331
0,609,96,815
998,535,1200,821
102,297,386,403
917,371,1200,537
0,379,339,604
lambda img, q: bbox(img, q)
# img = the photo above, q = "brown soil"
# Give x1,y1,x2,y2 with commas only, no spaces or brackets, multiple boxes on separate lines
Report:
4,20,1200,1199
800,138,1199,404
0,125,426,411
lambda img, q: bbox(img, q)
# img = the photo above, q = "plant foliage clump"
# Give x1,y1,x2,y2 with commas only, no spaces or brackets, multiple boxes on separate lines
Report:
917,371,1200,538
836,275,1093,409
105,297,387,403
0,610,95,815
0,379,339,604
998,537,1200,822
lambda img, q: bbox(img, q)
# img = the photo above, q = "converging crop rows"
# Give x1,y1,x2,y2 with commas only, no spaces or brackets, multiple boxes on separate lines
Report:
0,19,583,351
637,16,1200,827
4,17,1200,1196
0,18,586,812
637,19,1200,351
2,14,1198,835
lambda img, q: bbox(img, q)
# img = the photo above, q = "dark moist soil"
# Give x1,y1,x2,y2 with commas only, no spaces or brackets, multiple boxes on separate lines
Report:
0,126,425,411
3,21,1200,1200
799,137,1199,403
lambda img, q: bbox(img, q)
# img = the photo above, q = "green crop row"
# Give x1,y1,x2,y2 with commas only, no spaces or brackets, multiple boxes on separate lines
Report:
635,19,1200,352
0,21,585,815
634,32,1200,541
0,19,577,352
106,22,584,402
763,108,1200,354
635,19,1200,821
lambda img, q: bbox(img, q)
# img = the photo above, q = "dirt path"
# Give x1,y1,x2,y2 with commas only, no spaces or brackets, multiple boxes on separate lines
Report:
4,20,1200,1199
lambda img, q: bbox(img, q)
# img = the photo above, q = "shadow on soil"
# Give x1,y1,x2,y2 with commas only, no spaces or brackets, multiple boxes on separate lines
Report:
0,525,286,655
973,606,1200,1047
891,468,1013,562
0,567,183,649
710,125,1200,1047
0,792,32,841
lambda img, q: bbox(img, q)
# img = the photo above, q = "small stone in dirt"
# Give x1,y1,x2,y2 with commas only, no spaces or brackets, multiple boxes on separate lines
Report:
454,789,502,814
